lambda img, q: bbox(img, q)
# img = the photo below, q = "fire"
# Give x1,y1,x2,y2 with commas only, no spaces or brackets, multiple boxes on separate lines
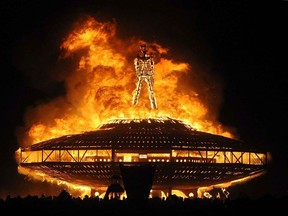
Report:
15,16,243,197
17,165,92,199
18,16,234,147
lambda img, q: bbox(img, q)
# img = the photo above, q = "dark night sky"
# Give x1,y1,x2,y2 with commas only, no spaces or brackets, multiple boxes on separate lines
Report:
0,0,287,199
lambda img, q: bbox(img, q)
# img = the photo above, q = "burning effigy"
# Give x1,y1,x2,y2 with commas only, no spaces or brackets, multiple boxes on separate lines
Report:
15,16,270,199
132,43,157,109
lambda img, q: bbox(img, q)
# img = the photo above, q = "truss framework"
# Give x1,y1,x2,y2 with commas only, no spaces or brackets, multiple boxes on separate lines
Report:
18,118,269,190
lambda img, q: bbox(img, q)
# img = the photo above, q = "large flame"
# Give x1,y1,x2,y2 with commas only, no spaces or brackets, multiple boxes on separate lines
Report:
18,16,234,147
15,16,243,198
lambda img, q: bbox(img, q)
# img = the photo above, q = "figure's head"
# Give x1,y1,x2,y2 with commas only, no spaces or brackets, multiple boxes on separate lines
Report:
140,43,147,54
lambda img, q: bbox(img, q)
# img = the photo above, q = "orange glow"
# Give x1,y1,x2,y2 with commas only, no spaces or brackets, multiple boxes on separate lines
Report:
18,16,234,148
17,166,93,198
15,16,246,197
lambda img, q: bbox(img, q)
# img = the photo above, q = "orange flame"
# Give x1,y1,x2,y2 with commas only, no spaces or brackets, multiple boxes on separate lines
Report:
18,16,234,147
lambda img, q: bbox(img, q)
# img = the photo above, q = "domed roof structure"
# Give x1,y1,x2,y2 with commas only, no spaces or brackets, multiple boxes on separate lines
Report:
18,117,269,197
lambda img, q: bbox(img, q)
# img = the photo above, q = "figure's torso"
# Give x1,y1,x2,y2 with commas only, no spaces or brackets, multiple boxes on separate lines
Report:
134,54,154,76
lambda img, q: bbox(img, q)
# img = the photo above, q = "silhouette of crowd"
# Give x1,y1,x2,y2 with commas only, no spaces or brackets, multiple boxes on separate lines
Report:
0,190,287,215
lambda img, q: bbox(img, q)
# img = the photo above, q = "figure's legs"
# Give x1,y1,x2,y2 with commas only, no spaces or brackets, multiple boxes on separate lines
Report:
147,77,157,109
132,78,142,105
